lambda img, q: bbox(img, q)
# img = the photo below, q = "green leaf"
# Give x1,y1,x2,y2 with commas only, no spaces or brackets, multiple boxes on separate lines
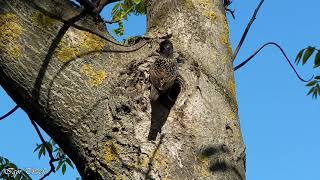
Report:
314,50,320,68
133,0,141,5
56,160,64,171
8,163,17,169
306,80,317,86
307,87,315,95
302,46,315,65
135,0,146,14
33,144,41,152
65,158,74,169
111,3,120,15
113,21,124,36
315,76,320,80
295,48,305,64
312,90,318,99
46,142,53,153
15,173,21,180
62,164,66,175
38,145,45,159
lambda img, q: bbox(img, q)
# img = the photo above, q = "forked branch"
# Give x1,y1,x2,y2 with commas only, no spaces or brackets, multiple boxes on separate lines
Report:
232,0,265,62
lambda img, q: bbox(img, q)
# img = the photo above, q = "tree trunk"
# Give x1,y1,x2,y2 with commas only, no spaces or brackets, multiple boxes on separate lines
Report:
0,0,245,179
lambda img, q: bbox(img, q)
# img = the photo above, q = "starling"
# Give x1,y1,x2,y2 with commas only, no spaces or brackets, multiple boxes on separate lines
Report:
149,39,178,101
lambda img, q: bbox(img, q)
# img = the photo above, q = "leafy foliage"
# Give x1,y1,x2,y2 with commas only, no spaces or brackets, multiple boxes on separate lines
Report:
0,156,31,180
296,46,320,98
111,0,146,36
33,139,74,175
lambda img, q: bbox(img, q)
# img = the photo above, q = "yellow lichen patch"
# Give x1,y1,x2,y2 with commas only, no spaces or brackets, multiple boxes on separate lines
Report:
228,78,236,100
0,13,23,60
227,111,237,121
57,46,80,63
55,29,105,62
203,11,217,22
80,64,107,87
154,150,169,170
31,11,58,29
218,14,231,47
104,141,120,163
80,31,105,52
115,173,123,180
196,0,216,21
137,154,149,168
222,16,229,33
219,33,229,46
198,0,213,9
227,44,233,55
55,29,82,62
194,156,210,177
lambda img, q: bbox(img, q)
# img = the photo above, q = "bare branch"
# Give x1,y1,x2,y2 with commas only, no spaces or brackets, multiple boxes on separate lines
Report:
232,0,265,62
29,118,59,179
76,0,96,11
104,19,119,24
31,1,147,48
76,0,121,14
233,42,314,82
95,0,121,13
0,105,19,121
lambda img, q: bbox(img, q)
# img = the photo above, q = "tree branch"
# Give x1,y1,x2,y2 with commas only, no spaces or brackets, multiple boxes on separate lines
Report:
0,105,19,121
95,0,121,14
76,0,96,11
29,117,59,179
77,0,121,14
233,42,313,82
232,0,265,62
31,1,147,48
104,19,119,24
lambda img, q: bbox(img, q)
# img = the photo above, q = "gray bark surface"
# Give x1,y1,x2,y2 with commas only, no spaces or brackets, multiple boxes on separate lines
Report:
0,0,245,179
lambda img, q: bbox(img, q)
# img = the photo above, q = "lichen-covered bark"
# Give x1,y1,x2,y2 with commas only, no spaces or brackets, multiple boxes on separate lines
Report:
0,0,245,179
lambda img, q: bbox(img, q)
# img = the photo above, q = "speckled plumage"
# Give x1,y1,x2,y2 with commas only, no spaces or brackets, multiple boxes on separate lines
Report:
149,40,177,101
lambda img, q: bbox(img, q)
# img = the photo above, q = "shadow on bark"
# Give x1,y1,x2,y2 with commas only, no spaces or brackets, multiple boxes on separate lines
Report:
200,145,244,180
148,82,181,141
26,1,87,177
30,1,87,110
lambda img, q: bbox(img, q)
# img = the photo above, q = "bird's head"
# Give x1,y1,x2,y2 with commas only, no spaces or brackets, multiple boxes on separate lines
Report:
158,39,173,58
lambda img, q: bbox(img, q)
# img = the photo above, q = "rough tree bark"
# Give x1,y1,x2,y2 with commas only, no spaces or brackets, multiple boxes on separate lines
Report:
0,0,245,179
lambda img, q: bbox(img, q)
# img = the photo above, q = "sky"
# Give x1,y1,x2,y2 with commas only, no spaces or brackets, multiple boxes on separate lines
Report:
1,0,320,180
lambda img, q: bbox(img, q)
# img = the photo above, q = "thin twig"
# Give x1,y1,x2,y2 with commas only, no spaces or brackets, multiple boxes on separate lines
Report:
0,105,19,121
95,0,121,13
233,42,314,82
232,0,265,62
29,118,59,179
104,19,119,24
76,0,96,10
